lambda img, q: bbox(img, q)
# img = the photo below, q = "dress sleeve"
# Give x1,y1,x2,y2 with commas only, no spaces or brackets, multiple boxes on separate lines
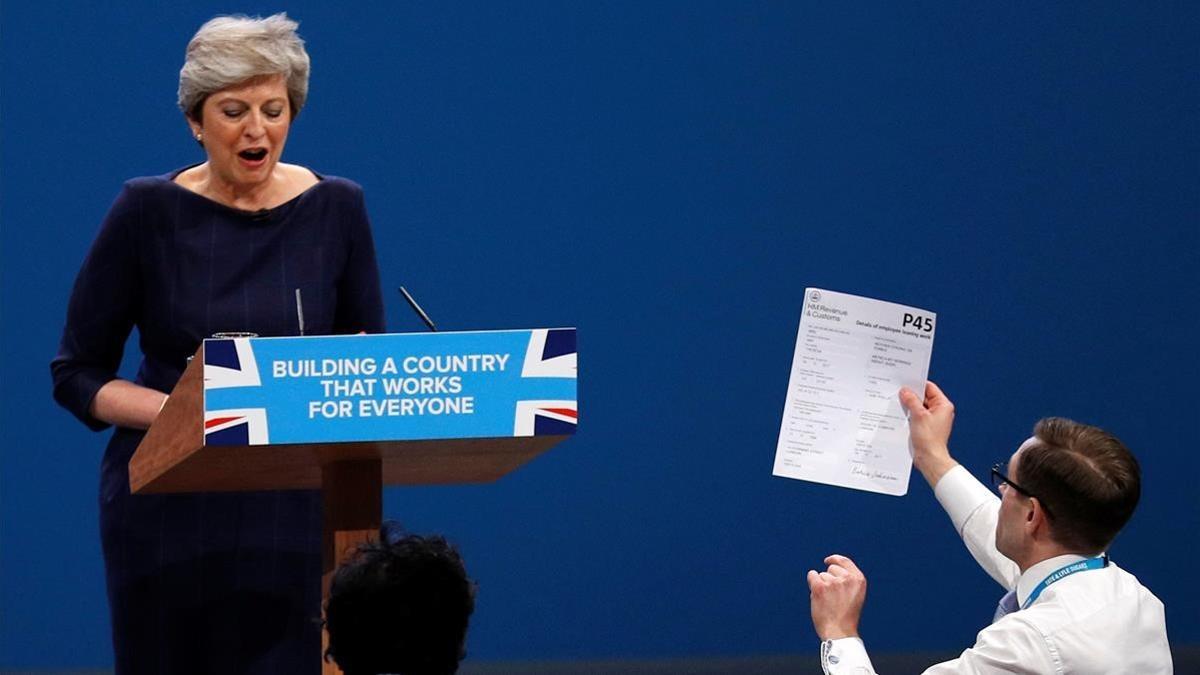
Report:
49,184,143,431
333,185,386,334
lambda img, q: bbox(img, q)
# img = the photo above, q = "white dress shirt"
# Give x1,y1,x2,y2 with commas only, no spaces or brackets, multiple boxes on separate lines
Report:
821,465,1172,674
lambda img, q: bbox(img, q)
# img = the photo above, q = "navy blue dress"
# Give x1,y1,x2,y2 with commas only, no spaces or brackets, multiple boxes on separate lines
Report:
51,168,386,674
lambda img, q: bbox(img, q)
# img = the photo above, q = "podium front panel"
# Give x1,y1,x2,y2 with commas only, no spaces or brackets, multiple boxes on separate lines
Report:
202,328,577,447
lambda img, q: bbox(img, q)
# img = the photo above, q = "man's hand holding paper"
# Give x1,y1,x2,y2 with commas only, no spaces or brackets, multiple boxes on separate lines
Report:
899,381,959,487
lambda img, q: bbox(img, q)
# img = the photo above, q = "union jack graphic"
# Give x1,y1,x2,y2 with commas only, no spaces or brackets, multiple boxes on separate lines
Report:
514,400,578,436
203,338,262,389
520,328,577,378
515,329,578,435
203,338,269,445
204,408,270,446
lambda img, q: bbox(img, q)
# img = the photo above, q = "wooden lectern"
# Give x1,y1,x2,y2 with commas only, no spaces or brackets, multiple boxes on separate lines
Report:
129,330,576,674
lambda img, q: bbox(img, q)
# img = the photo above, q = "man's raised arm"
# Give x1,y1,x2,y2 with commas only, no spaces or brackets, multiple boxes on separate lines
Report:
899,382,1017,590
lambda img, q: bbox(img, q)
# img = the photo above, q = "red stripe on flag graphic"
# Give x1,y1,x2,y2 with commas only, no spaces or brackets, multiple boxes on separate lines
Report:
205,416,243,429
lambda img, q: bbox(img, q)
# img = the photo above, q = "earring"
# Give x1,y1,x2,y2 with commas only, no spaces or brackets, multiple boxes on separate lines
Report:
195,132,204,143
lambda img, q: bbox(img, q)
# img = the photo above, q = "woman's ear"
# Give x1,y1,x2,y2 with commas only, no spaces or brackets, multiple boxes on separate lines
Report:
186,115,203,145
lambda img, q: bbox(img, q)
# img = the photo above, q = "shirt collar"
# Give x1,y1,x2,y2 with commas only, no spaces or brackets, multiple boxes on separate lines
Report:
1016,553,1089,607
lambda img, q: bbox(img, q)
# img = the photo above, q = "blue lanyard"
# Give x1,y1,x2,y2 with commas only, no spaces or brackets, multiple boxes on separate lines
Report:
1021,555,1107,610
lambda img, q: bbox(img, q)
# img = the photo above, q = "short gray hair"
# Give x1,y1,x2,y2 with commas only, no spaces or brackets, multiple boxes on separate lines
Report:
178,13,311,120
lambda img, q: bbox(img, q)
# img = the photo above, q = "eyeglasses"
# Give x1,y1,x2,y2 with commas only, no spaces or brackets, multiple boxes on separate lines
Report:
990,463,1054,519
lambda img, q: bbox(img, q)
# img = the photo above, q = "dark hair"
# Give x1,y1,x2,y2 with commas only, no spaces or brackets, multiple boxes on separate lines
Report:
324,528,476,675
1017,417,1141,554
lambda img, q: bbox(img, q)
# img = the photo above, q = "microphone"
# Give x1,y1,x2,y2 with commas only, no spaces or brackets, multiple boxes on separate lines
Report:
294,288,306,336
399,286,438,332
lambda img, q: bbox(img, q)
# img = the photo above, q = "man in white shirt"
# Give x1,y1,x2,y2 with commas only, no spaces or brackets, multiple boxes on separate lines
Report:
807,382,1172,674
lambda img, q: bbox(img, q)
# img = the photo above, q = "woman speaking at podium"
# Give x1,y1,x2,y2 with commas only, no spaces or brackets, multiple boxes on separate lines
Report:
50,14,384,673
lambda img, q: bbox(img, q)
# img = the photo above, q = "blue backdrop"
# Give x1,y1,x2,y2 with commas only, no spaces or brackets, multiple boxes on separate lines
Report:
2,1,1197,668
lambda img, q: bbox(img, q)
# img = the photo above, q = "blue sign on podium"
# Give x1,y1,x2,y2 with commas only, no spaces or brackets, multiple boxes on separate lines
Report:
202,328,577,447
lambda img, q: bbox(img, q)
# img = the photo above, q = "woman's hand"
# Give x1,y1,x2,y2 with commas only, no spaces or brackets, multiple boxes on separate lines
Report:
89,380,169,430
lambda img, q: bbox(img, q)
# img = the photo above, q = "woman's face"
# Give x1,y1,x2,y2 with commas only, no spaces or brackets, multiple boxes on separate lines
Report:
188,74,292,192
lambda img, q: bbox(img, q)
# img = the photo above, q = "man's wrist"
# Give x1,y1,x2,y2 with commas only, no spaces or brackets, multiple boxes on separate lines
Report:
816,625,860,640
913,449,958,487
912,443,950,465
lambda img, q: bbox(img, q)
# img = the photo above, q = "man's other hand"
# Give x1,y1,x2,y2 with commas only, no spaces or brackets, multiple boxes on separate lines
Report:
807,554,867,640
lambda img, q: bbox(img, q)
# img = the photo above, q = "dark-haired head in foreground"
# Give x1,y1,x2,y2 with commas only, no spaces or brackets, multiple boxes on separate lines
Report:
325,527,476,675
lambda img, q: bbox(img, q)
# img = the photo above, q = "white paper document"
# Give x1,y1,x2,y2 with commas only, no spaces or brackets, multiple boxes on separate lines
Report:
773,289,936,496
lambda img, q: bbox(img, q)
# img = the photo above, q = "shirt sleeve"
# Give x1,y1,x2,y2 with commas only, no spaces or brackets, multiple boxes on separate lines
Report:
821,638,878,675
934,465,1020,590
333,185,386,334
49,184,143,431
818,619,1059,674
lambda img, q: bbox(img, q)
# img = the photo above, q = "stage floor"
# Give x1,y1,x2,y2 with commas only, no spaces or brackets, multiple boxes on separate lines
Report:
5,647,1199,675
